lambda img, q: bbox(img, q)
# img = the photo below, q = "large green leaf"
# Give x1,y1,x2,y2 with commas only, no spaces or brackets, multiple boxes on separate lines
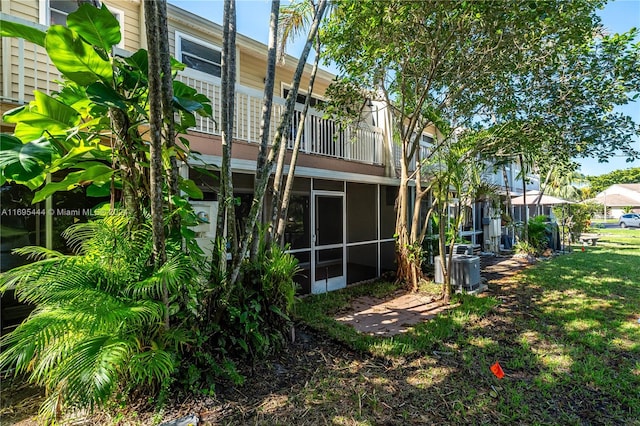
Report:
45,25,113,85
4,90,80,132
4,91,80,140
0,19,46,47
179,178,204,200
0,134,53,185
126,49,149,75
67,4,121,51
86,82,128,110
33,162,114,203
86,181,112,197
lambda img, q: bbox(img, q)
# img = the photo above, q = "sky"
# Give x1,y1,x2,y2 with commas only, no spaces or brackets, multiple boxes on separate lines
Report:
169,0,640,176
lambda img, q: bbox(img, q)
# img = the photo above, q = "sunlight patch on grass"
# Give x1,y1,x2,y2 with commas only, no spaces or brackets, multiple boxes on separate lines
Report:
610,337,638,351
467,336,497,349
564,318,602,332
405,366,455,389
539,352,573,373
518,331,541,350
256,394,289,414
331,416,371,426
533,371,560,390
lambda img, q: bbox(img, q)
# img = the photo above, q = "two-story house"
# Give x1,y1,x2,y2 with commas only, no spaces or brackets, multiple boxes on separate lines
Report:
0,1,539,301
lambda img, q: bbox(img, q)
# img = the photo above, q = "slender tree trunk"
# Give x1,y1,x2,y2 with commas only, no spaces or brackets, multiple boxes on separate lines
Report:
536,166,554,212
249,0,280,260
438,200,451,303
519,154,529,242
229,0,328,287
144,0,169,327
501,165,512,221
156,0,179,206
395,148,416,289
273,31,322,245
215,0,237,278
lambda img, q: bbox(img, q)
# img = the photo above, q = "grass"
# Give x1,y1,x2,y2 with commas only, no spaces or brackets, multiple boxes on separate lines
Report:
287,231,640,425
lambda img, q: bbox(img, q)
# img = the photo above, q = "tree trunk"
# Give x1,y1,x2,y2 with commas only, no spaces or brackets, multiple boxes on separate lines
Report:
536,166,554,212
215,0,238,278
501,165,512,222
109,108,143,226
229,0,328,287
273,31,322,246
156,0,179,206
438,201,451,303
144,0,169,327
394,150,419,290
250,0,280,260
519,154,529,242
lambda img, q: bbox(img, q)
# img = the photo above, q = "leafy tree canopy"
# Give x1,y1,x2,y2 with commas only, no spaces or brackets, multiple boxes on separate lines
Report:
586,167,640,193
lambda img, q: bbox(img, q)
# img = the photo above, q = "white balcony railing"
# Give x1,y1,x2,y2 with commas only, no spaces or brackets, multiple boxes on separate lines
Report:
0,13,383,166
176,70,383,165
481,165,540,194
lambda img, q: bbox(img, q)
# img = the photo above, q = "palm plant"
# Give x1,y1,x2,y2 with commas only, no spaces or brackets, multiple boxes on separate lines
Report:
0,214,204,418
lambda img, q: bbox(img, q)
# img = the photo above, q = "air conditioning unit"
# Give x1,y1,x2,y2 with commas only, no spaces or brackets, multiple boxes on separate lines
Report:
434,254,481,292
451,244,481,256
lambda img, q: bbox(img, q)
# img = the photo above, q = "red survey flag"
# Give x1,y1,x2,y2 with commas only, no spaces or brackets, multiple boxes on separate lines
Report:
491,362,505,379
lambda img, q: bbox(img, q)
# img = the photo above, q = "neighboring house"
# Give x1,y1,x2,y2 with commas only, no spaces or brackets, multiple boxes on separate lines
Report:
0,1,538,295
595,184,640,217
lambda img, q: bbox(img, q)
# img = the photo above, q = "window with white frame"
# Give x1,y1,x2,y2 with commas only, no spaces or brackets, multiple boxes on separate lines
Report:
420,133,433,160
176,32,222,78
282,87,324,107
39,1,125,48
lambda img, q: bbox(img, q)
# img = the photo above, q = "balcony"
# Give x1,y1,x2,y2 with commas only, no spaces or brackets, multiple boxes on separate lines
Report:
482,165,540,194
0,14,383,166
176,71,383,165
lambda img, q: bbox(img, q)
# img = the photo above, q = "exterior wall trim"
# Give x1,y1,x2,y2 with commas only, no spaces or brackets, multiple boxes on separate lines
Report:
190,154,401,186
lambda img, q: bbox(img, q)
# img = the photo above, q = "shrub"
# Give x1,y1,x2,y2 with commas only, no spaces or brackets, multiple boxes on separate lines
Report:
0,215,204,418
179,238,299,391
527,215,549,255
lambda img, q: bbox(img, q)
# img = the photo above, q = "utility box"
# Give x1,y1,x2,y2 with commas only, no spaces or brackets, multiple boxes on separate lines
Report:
189,200,219,256
434,254,481,292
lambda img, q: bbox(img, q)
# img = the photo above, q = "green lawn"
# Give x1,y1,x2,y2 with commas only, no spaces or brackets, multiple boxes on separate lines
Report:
289,232,640,425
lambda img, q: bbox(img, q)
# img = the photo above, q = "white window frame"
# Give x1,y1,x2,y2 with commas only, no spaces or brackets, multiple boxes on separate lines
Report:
39,0,125,48
419,133,434,159
281,83,325,106
175,31,223,79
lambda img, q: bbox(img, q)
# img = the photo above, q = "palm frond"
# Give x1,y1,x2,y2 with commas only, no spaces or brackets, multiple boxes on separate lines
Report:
128,346,176,386
277,0,315,63
11,246,66,261
0,213,202,418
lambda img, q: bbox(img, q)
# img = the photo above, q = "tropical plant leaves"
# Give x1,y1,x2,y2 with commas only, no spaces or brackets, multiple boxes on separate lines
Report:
86,82,128,110
0,19,46,46
0,134,53,185
4,91,81,137
0,216,202,418
45,25,113,85
32,162,114,203
67,3,121,51
179,178,204,200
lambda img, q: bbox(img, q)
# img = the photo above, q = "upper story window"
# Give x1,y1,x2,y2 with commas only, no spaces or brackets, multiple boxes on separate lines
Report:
176,32,222,78
49,0,77,25
420,134,434,158
283,87,323,107
39,1,125,48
